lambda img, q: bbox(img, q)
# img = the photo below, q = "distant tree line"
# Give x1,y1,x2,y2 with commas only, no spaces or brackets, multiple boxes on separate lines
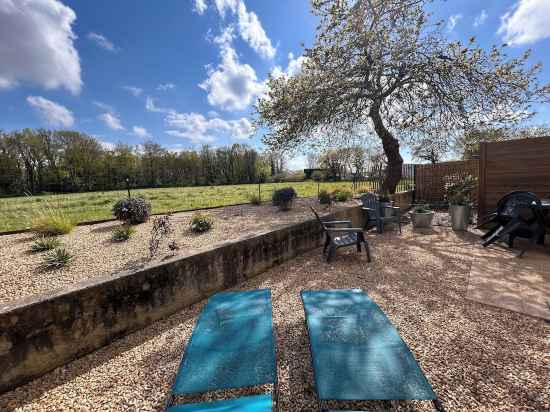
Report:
0,129,286,196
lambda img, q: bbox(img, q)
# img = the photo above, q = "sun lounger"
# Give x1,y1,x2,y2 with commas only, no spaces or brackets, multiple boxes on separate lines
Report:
301,289,443,411
166,289,277,411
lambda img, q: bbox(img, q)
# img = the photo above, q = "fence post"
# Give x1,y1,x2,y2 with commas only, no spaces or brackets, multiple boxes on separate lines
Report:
478,142,487,222
412,165,417,204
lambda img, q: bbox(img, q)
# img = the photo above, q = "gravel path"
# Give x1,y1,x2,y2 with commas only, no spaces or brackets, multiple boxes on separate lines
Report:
0,198,356,305
1,223,548,411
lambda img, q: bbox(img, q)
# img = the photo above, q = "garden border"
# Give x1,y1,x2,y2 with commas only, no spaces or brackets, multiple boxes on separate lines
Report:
0,205,366,394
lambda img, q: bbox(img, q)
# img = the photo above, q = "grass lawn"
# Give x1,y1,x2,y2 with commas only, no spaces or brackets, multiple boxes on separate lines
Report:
0,181,367,232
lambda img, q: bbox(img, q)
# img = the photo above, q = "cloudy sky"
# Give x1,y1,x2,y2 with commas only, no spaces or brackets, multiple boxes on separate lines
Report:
1,0,550,167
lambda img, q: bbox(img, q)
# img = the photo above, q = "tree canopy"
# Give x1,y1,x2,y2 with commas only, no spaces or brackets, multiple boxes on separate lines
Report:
257,0,550,192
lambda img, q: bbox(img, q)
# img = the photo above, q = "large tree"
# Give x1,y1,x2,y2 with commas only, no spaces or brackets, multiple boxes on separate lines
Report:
257,0,550,192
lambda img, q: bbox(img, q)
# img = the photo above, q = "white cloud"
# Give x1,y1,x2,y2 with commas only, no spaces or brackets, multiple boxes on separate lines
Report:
145,96,173,114
93,101,114,113
132,125,151,138
193,0,207,15
272,52,307,78
199,43,264,111
123,85,143,96
157,83,176,91
498,0,550,45
0,0,81,94
27,96,74,127
447,14,462,31
214,0,238,17
98,112,125,130
474,10,488,27
211,0,275,59
165,111,253,143
87,32,117,52
236,1,276,59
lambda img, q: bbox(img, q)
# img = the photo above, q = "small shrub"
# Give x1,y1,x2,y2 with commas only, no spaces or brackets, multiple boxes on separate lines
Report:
41,248,73,269
190,212,214,233
272,187,297,210
248,193,262,205
30,236,62,253
111,225,135,242
31,207,75,236
149,215,173,258
318,189,332,205
331,188,353,202
413,204,432,214
112,197,152,224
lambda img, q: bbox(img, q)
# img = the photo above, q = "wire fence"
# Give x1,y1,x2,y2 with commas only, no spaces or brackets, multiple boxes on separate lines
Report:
352,163,416,193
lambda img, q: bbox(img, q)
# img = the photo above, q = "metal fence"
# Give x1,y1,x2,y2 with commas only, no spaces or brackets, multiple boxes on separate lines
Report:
352,163,416,193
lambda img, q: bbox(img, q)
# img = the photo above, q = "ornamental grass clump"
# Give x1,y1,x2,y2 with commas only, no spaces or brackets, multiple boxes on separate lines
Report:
112,197,151,224
30,236,62,253
41,248,73,269
190,212,214,233
331,188,353,202
31,201,76,236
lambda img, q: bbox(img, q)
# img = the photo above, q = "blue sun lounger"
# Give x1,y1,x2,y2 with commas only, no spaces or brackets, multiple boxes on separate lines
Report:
301,289,443,412
166,289,277,412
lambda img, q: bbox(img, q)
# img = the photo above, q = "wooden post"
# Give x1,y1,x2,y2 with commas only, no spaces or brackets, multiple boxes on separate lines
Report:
478,142,487,222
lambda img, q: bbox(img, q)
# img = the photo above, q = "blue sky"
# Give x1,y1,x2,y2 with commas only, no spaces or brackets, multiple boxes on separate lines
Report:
1,0,549,168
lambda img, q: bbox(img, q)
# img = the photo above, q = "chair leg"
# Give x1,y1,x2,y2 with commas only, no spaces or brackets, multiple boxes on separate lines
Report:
327,244,336,262
364,241,371,262
356,241,361,253
323,236,329,255
481,225,499,240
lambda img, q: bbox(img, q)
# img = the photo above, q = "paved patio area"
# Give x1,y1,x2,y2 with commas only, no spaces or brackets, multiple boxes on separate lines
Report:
467,242,550,320
1,222,548,411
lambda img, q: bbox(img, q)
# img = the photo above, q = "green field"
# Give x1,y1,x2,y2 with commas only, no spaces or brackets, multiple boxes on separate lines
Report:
0,181,367,232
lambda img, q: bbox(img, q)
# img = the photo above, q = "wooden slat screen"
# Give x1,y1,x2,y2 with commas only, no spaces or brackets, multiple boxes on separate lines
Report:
478,137,550,219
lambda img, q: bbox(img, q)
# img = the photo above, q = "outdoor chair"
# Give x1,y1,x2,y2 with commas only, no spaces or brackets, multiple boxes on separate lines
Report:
301,289,444,412
310,207,371,262
479,191,547,257
360,193,402,233
165,289,277,412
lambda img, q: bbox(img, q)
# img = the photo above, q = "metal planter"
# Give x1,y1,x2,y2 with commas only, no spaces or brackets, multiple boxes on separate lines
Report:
450,204,470,231
411,211,435,229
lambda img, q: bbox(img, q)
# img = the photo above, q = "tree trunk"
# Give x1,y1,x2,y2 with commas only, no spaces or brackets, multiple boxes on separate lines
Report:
369,106,403,194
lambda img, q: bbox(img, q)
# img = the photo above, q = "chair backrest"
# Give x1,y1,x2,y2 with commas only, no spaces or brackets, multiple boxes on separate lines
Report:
360,193,380,218
310,207,327,231
497,191,543,222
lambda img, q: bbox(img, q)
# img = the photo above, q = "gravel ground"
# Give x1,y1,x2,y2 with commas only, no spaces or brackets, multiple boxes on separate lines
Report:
1,222,548,411
0,198,356,305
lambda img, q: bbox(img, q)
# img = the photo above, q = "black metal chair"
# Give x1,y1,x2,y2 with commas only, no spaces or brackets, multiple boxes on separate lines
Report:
360,193,401,233
480,191,547,257
310,207,371,262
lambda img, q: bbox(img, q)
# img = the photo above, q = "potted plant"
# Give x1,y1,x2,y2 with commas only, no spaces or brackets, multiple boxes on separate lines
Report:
272,187,297,211
445,175,476,231
378,191,394,217
411,204,435,229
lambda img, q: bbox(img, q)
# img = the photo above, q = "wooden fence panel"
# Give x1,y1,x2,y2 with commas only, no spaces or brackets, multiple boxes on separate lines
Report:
414,160,479,204
478,137,550,219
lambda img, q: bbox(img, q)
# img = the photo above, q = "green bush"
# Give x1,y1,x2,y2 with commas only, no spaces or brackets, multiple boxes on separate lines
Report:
331,188,353,202
30,236,62,253
190,212,214,233
111,225,135,242
318,189,332,205
41,248,73,269
112,197,152,224
272,187,297,210
248,193,262,205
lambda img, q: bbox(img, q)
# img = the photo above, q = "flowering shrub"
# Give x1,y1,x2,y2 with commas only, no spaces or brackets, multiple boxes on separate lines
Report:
112,197,151,224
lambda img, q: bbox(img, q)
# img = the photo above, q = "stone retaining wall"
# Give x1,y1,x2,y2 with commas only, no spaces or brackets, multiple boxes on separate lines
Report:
0,205,365,394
